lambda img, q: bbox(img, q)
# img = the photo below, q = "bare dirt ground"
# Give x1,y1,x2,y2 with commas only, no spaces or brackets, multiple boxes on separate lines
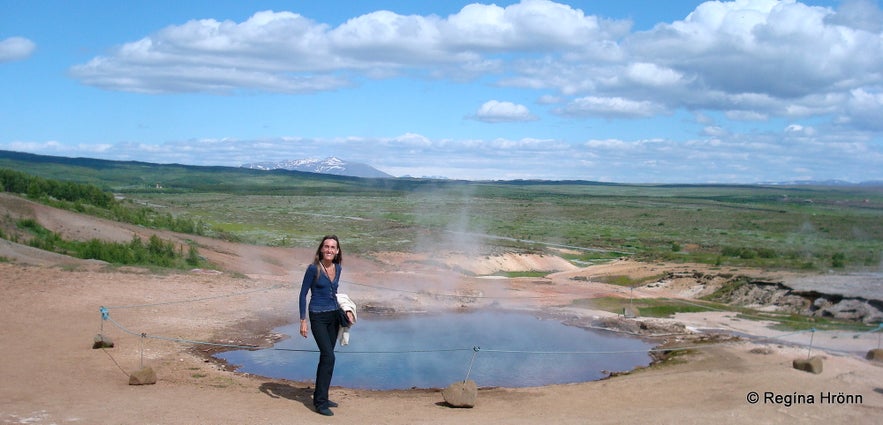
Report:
2,193,882,424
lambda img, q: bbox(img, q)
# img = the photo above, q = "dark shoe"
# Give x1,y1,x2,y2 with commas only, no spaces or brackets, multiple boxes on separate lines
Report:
327,401,339,408
316,407,334,416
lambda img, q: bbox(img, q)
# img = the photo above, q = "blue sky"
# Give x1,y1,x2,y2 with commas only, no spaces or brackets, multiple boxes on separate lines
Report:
2,0,882,183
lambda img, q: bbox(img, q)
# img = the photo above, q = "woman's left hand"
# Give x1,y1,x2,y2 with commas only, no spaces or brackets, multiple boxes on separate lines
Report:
299,320,309,338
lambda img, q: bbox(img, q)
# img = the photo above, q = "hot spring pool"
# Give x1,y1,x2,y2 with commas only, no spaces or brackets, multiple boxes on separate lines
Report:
216,311,654,389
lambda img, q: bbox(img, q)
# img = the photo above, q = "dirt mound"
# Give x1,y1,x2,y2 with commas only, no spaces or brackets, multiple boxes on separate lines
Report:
0,193,307,277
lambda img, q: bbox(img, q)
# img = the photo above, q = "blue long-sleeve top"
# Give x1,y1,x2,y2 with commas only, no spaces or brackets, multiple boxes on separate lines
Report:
299,263,340,320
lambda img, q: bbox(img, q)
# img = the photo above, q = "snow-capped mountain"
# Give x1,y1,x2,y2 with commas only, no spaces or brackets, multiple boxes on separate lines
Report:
241,157,393,178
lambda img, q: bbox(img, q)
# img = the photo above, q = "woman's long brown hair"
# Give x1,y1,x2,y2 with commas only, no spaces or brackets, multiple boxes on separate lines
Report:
312,234,343,265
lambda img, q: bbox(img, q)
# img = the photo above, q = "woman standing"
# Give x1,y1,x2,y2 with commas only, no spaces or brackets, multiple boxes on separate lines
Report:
299,235,347,416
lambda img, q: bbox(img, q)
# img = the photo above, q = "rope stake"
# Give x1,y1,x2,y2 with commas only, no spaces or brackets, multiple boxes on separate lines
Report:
99,306,109,333
140,333,147,369
464,346,480,382
807,328,816,358
872,323,883,349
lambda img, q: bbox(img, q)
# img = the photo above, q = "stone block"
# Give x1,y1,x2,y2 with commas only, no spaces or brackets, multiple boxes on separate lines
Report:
866,348,883,362
129,366,157,385
92,334,114,349
442,380,477,408
792,356,823,374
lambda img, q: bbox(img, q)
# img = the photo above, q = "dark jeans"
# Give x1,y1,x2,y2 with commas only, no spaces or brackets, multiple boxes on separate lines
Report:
309,309,340,409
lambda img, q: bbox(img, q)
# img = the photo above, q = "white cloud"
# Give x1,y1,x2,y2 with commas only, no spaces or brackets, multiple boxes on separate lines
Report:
69,1,627,93
557,96,665,118
625,62,686,87
725,110,768,121
390,132,434,148
784,124,812,135
472,100,538,123
585,138,631,150
703,126,729,137
71,12,352,94
330,11,451,64
629,0,883,98
443,0,614,50
0,37,36,63
64,0,883,138
844,88,883,131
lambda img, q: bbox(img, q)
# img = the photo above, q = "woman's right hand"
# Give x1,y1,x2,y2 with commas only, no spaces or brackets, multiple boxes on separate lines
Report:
300,320,308,338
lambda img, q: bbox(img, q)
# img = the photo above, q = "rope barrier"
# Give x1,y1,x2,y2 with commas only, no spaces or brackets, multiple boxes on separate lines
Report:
104,313,289,351
95,273,879,357
313,348,472,354
99,346,131,378
102,309,475,354
94,267,881,386
98,303,820,358
96,274,880,337
102,284,286,310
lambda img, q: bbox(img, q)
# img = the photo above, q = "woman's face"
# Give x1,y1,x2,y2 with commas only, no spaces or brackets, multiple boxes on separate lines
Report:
320,238,339,262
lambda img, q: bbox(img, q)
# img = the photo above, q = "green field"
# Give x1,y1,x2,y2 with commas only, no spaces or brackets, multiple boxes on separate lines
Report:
2,150,882,270
123,183,883,270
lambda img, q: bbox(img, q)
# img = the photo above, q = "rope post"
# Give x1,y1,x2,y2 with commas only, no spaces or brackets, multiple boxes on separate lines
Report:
140,333,147,369
92,306,116,349
464,346,480,382
99,306,109,333
807,328,816,359
876,323,882,349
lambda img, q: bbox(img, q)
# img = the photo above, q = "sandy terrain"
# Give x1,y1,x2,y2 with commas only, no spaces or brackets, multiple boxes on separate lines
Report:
2,193,882,424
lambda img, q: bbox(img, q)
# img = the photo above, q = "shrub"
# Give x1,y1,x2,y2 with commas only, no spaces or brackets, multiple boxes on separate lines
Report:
831,252,846,268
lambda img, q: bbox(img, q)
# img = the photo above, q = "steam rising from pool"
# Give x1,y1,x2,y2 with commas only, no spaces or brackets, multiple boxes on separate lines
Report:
217,311,654,389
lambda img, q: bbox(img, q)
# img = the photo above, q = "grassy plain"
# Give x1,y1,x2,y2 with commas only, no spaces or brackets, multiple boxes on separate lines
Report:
2,151,882,271
127,182,883,271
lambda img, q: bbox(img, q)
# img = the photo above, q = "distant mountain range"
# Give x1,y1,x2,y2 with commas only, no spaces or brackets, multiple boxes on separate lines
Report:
240,157,393,178
1,149,882,185
759,179,883,187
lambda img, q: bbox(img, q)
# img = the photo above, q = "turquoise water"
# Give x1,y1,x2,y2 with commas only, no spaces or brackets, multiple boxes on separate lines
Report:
217,311,654,389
